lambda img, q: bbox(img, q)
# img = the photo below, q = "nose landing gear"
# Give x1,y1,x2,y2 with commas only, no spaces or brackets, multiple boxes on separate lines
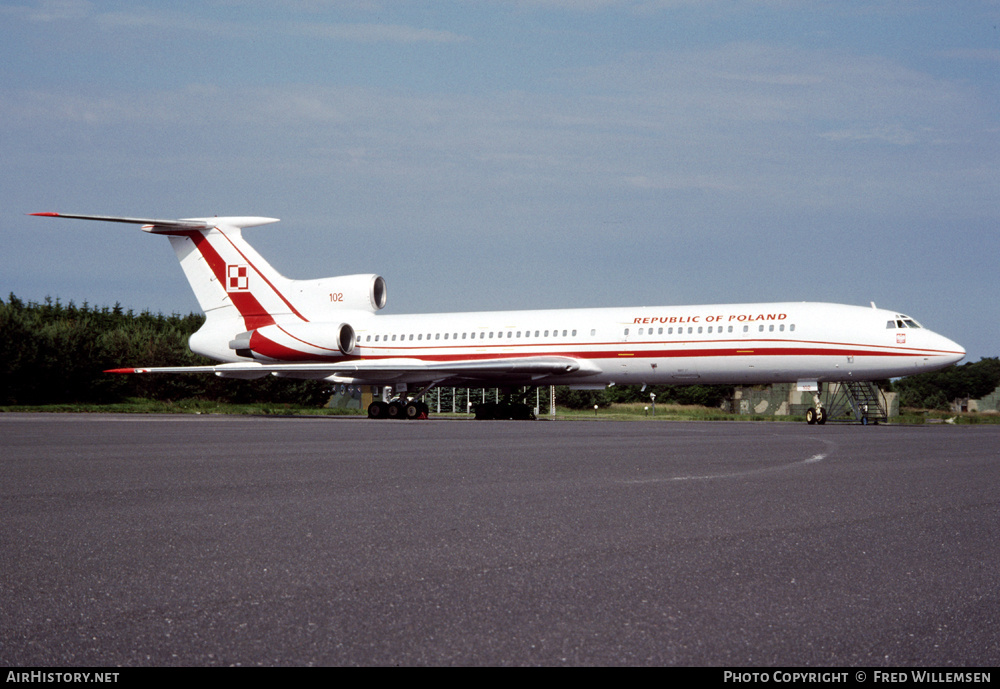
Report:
806,391,827,425
805,406,827,425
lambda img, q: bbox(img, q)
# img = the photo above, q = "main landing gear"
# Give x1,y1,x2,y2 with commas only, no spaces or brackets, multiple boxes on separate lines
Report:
366,386,539,420
367,399,429,420
474,400,535,420
474,387,538,420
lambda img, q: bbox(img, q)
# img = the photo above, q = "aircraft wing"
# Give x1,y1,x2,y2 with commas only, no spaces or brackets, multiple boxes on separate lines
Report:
106,355,602,384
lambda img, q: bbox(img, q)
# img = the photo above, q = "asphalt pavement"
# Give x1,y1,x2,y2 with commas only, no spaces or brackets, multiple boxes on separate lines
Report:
1,414,997,666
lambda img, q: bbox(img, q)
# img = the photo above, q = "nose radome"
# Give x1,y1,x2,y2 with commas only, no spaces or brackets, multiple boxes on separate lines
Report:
940,336,966,366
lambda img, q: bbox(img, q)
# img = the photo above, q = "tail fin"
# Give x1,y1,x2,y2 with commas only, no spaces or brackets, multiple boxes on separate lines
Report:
31,213,287,328
31,213,387,361
169,222,387,325
163,218,294,330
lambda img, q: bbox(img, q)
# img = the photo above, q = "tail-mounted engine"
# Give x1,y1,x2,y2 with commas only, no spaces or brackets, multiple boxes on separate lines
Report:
291,273,387,314
229,322,356,361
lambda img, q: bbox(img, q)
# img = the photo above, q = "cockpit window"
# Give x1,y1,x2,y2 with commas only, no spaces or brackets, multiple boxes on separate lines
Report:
888,315,923,329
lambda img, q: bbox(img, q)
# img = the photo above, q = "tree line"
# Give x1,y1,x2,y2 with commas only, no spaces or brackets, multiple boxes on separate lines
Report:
892,357,1000,410
0,294,328,406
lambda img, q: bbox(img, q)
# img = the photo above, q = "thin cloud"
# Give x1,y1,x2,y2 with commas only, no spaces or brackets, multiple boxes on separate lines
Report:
6,2,468,44
1,0,92,22
288,22,470,43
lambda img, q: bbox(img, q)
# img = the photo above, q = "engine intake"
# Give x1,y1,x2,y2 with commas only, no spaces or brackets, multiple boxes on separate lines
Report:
336,322,356,355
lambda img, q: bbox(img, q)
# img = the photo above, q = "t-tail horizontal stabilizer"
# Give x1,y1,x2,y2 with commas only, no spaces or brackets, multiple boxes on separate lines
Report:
28,213,279,232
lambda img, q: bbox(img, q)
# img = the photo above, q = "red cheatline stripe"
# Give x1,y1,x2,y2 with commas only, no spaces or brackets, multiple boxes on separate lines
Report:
343,336,959,357
348,345,947,363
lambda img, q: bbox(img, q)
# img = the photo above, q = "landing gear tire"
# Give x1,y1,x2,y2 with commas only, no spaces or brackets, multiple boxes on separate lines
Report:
511,403,535,420
806,407,827,425
474,402,497,420
387,401,405,420
367,401,390,419
405,401,428,420
474,401,535,420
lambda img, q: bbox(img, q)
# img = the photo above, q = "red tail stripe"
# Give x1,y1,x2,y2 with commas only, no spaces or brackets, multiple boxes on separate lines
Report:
213,228,309,323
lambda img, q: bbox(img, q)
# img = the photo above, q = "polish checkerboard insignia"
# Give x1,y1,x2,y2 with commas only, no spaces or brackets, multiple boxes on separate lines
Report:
227,264,249,292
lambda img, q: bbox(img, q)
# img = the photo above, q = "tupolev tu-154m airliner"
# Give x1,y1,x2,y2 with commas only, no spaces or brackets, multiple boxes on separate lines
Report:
31,213,965,422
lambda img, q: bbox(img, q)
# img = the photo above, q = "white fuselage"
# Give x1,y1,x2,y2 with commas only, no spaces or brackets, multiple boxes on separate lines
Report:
208,301,965,388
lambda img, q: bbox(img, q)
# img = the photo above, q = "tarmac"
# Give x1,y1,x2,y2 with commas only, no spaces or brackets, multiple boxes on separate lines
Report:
1,414,997,666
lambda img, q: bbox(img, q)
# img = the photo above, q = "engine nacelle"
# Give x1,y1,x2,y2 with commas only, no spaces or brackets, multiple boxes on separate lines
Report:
230,322,356,361
289,273,387,315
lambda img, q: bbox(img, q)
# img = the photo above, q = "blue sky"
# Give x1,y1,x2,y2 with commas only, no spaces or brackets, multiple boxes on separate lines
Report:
2,1,997,361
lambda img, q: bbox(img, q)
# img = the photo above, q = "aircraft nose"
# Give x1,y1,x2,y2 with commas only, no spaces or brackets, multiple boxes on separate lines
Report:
939,336,966,366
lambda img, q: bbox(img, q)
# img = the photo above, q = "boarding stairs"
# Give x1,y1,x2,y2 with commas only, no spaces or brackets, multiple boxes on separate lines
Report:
824,382,888,424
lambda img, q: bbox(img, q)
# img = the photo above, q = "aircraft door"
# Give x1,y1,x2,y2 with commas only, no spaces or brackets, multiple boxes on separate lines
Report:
672,324,700,381
618,324,634,377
